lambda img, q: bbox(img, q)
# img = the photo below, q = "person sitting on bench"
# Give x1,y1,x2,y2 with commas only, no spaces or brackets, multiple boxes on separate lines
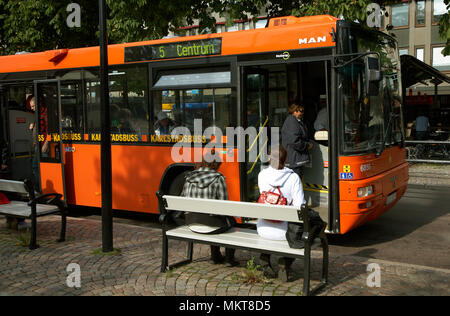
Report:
180,151,238,267
257,145,306,281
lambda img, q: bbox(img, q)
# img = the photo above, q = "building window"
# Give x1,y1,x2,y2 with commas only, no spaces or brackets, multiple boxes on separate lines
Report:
243,21,251,30
254,18,267,29
215,25,223,33
415,0,425,26
433,0,447,23
415,47,424,62
399,48,409,56
226,23,239,32
391,3,409,27
432,46,450,71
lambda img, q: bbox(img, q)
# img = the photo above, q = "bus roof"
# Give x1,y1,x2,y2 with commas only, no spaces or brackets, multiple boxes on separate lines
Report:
0,15,338,74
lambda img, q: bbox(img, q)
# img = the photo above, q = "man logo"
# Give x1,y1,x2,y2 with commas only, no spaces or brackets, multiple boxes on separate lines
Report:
298,36,327,45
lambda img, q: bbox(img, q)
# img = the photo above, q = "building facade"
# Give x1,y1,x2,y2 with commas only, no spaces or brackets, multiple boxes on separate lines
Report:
169,1,449,131
386,0,449,132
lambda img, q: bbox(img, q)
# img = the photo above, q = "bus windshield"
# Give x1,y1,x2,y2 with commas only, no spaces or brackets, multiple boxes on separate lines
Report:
337,24,404,155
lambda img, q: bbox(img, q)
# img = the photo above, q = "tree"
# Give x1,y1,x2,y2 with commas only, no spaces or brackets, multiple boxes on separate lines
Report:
0,0,448,56
438,0,450,56
0,0,99,55
105,0,312,43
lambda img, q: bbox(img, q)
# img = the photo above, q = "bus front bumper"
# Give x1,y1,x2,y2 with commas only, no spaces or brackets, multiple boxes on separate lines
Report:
338,162,409,234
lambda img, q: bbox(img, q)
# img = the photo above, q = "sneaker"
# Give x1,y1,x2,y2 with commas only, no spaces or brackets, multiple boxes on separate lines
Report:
260,254,276,278
277,258,292,282
225,257,239,267
278,266,289,282
210,253,225,264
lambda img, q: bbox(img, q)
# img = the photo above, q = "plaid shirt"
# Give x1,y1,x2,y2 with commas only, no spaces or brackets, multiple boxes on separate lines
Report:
181,167,228,200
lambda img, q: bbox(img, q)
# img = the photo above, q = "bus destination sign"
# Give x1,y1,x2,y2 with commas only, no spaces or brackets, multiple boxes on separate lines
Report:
125,38,222,62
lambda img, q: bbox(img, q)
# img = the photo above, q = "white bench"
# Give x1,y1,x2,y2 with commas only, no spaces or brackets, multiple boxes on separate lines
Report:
157,191,328,296
0,179,66,250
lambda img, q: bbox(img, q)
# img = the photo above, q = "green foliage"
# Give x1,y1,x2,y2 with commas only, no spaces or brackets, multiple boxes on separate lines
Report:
0,0,448,56
92,247,121,256
16,231,30,248
0,0,98,55
236,257,272,285
293,0,373,23
438,0,450,56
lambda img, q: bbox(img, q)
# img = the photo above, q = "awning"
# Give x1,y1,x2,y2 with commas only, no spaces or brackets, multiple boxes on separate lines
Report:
400,54,450,88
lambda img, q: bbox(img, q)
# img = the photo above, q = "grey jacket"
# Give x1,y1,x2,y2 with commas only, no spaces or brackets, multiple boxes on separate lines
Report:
181,167,228,200
281,114,310,168
181,167,233,234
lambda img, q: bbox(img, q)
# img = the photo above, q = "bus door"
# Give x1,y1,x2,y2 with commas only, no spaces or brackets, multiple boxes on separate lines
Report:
299,60,331,224
34,80,66,203
2,84,35,181
242,68,269,202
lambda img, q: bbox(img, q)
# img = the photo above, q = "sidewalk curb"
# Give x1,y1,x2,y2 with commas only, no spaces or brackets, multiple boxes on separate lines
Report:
330,253,450,274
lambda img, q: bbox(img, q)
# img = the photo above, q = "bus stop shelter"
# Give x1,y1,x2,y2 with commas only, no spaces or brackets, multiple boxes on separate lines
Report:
401,54,450,104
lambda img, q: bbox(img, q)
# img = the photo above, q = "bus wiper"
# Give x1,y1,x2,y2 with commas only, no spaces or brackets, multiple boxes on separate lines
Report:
376,113,398,157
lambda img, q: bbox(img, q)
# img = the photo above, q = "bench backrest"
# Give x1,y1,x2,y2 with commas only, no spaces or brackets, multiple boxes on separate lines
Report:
0,179,29,195
162,195,304,223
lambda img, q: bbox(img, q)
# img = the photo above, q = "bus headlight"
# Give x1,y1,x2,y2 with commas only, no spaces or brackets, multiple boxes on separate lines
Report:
357,185,374,197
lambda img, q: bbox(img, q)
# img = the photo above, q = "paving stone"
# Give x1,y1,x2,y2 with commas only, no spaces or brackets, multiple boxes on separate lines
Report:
0,215,448,296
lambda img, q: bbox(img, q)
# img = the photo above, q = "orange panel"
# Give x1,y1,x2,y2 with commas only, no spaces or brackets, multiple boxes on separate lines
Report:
40,162,65,199
63,144,101,207
338,149,409,234
62,144,241,213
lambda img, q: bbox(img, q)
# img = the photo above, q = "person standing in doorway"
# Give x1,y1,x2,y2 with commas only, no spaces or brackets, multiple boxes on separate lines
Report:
281,103,313,179
28,95,48,191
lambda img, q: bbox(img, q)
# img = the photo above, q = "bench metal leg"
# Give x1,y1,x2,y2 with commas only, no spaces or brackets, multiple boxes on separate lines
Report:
187,241,193,262
302,245,311,296
29,211,38,250
321,238,329,284
161,233,169,273
304,237,329,296
165,241,194,271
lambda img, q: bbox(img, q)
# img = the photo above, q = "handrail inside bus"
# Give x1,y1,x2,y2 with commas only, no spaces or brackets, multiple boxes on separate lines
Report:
247,116,269,153
247,138,268,175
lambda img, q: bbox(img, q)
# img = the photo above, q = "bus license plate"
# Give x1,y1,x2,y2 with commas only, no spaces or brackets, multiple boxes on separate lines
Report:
386,191,397,205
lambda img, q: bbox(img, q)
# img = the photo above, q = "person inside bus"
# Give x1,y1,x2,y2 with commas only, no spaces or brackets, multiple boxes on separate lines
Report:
61,107,74,131
28,95,48,190
110,104,121,132
257,145,305,281
117,108,134,133
314,95,328,132
180,151,238,267
281,103,313,179
154,111,175,135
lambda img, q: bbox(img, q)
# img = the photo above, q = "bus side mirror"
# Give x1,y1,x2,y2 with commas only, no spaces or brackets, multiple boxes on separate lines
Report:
365,56,381,96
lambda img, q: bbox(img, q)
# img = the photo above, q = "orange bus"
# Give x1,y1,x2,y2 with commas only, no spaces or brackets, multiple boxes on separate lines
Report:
0,15,408,234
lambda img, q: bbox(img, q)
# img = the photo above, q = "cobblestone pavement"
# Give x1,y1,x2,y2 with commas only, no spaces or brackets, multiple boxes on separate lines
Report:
0,216,448,296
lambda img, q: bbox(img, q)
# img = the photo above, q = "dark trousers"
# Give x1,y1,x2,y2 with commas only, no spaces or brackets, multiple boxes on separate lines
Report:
415,131,428,140
292,166,304,180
